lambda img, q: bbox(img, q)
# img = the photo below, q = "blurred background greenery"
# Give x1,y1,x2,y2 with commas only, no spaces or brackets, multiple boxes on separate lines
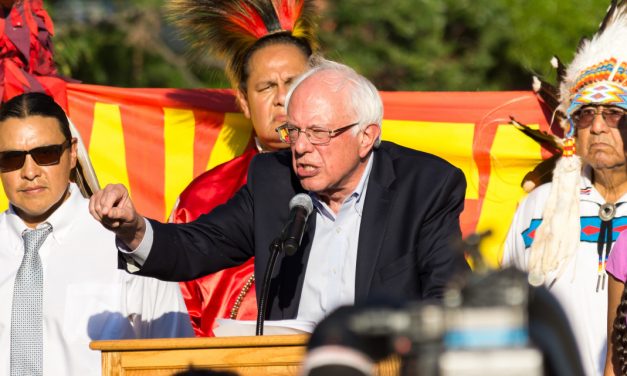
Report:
45,0,607,91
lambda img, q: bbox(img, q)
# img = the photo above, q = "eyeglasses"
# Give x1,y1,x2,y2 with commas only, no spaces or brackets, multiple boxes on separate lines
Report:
275,122,359,145
0,139,72,172
571,106,626,129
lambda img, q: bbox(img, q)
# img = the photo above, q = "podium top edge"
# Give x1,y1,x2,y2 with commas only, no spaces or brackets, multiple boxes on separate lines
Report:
89,334,309,351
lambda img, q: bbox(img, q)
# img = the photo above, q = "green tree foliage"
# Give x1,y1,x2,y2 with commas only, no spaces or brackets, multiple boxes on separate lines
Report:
44,0,608,91
46,0,229,88
318,0,606,90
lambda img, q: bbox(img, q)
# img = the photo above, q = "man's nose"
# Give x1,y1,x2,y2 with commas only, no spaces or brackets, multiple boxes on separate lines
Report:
292,129,313,154
275,83,288,106
21,155,41,180
590,112,610,133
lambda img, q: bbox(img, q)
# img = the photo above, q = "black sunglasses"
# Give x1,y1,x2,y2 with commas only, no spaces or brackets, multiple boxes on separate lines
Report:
0,139,72,172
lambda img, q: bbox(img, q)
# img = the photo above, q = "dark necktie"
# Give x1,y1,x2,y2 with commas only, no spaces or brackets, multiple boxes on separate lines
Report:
10,223,53,376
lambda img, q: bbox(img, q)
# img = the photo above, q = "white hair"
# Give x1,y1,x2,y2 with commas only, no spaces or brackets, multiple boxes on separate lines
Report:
285,58,383,147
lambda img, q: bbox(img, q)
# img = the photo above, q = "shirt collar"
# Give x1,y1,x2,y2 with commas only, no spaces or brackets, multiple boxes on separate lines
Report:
352,153,374,213
254,137,274,153
311,153,374,218
7,183,81,243
580,164,627,204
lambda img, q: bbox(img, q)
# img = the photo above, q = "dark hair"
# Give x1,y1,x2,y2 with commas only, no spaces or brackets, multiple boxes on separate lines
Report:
613,284,627,374
238,33,313,94
0,92,96,196
0,92,71,141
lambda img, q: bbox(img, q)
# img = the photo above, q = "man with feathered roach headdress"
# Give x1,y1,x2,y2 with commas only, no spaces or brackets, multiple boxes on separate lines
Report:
166,0,319,336
503,1,627,374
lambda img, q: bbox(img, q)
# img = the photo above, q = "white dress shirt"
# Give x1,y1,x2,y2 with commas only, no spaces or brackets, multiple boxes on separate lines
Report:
0,184,194,376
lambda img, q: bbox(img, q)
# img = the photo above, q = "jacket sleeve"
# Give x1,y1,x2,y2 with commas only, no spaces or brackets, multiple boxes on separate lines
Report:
122,175,257,282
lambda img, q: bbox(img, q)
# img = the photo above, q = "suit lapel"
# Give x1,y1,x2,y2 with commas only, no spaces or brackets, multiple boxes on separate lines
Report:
355,146,396,303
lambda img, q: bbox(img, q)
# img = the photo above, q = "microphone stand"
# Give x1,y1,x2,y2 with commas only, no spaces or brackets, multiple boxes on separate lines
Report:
256,237,282,335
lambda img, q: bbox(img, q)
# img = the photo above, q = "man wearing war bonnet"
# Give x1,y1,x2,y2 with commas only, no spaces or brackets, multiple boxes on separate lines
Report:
503,2,627,374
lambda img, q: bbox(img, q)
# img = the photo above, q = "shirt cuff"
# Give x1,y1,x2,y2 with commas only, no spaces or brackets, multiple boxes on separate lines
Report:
116,217,154,268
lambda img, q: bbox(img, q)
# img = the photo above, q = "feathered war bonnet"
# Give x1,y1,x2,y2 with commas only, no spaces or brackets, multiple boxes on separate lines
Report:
527,0,627,287
166,0,319,89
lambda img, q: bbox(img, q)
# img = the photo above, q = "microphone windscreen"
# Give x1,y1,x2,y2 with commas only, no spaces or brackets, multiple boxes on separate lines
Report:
290,193,313,217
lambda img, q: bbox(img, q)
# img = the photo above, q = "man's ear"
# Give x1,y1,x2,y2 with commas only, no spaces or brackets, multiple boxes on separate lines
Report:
236,89,251,119
359,123,381,158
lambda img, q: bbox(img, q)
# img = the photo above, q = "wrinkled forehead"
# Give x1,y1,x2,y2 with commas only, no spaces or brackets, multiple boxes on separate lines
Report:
288,74,355,124
0,116,66,148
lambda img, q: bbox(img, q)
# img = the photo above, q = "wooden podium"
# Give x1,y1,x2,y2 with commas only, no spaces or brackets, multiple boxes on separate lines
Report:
90,335,308,375
91,334,399,375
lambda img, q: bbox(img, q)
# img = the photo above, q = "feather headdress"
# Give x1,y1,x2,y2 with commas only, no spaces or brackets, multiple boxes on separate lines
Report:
167,0,318,88
560,0,627,136
527,0,627,286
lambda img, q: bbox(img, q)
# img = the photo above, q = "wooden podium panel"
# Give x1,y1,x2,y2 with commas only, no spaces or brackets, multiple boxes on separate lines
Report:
90,335,308,376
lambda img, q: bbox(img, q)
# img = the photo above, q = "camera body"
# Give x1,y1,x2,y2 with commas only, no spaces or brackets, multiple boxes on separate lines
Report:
348,267,543,376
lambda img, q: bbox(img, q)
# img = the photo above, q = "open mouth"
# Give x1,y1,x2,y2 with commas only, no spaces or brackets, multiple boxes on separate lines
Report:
296,163,319,177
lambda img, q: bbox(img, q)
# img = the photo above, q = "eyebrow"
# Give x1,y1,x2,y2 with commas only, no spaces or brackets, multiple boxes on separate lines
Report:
287,123,333,129
0,141,68,151
255,79,277,88
254,73,299,89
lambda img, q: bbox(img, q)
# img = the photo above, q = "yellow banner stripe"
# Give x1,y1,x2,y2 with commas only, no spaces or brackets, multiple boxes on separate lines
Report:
476,124,544,267
164,108,196,219
382,119,479,199
89,103,131,194
206,113,253,171
0,180,7,212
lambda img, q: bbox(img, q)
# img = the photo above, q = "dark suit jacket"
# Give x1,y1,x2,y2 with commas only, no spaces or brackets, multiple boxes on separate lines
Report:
126,141,469,319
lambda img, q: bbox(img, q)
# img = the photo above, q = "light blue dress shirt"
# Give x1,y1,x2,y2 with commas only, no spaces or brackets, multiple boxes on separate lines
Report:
296,155,374,323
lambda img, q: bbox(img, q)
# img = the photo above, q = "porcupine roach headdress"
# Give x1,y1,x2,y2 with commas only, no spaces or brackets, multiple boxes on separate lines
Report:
527,0,627,286
166,0,319,89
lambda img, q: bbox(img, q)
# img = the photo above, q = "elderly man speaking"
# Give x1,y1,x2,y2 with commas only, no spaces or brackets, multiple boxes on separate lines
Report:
89,59,470,324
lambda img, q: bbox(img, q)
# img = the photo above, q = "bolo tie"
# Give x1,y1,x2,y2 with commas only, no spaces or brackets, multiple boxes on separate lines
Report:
597,202,619,292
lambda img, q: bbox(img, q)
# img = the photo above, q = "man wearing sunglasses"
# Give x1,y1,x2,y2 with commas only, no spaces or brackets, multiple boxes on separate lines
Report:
0,93,193,376
90,59,469,325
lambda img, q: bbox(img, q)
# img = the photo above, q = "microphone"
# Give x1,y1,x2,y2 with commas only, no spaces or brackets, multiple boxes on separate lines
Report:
257,193,314,335
281,193,314,256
